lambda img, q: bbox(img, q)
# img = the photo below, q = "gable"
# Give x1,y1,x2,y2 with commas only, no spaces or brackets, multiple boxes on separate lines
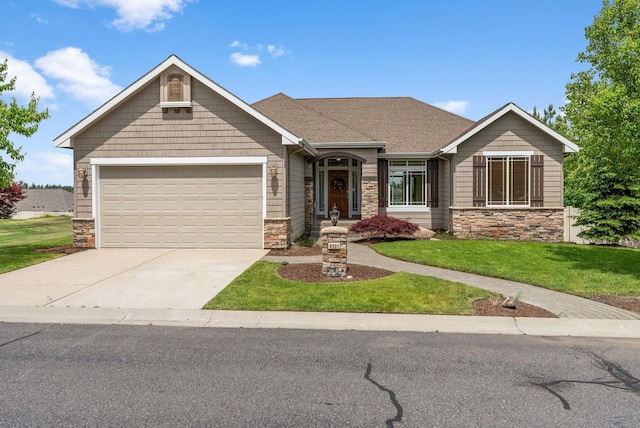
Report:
441,103,579,155
54,55,315,156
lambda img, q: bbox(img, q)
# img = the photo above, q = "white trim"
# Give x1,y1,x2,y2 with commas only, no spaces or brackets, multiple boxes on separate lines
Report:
440,103,580,154
379,152,438,159
312,142,387,149
53,55,316,156
90,156,268,166
483,151,533,157
159,101,192,108
386,207,430,213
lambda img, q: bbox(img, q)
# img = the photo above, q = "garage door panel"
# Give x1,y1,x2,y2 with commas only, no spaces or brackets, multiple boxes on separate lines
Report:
100,165,262,248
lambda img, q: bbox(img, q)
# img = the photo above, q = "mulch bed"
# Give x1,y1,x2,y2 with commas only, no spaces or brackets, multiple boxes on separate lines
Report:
35,244,86,255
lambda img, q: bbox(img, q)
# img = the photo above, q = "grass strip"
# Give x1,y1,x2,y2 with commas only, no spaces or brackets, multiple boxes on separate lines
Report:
0,216,73,273
205,261,498,314
372,239,640,297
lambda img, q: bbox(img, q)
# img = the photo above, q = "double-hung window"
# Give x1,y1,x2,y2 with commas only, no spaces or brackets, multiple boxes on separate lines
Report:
487,155,530,206
388,160,426,208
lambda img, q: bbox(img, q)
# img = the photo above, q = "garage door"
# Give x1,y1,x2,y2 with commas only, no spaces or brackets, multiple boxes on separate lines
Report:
99,165,262,248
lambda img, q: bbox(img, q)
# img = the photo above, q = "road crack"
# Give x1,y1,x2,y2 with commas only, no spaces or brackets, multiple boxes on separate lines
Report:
532,348,640,411
364,363,403,428
0,328,46,348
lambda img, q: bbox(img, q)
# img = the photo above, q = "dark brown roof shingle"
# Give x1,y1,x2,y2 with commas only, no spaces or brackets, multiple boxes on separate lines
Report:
252,93,474,153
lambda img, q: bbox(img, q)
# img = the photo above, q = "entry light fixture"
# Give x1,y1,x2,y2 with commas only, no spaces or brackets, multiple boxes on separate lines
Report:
77,167,87,179
270,165,278,177
330,203,340,226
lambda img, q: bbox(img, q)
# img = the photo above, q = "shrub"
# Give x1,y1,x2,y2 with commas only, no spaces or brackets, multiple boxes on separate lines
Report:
0,183,25,219
349,215,419,239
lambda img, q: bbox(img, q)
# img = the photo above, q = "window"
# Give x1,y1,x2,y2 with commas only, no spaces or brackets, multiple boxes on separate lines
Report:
487,156,529,206
388,160,426,207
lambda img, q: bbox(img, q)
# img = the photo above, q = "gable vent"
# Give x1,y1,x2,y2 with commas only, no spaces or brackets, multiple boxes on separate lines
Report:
167,74,183,102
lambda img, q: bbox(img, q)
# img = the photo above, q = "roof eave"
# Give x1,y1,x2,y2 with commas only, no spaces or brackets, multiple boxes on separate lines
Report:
53,55,306,151
440,103,580,154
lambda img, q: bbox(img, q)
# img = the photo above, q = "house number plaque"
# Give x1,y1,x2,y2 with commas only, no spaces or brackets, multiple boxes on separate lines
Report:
327,242,341,251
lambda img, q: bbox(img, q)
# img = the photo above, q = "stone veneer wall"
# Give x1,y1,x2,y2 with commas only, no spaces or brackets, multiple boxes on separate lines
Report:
264,217,291,249
73,218,96,248
321,226,348,277
304,176,314,234
450,208,564,242
361,178,379,219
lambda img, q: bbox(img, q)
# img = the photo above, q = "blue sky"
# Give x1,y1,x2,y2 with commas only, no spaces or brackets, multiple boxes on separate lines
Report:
2,0,603,186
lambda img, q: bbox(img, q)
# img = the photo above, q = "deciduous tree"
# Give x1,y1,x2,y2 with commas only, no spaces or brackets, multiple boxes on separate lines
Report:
0,182,25,219
0,59,50,188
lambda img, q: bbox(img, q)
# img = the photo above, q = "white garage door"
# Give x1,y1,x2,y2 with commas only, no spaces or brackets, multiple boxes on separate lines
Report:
99,165,262,248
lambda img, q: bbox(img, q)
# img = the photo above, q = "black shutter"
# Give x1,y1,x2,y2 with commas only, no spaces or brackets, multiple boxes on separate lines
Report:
530,155,544,207
472,155,486,207
378,159,388,208
427,159,438,208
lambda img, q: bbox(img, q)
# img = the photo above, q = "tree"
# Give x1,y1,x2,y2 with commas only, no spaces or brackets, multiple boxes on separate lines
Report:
562,0,640,243
0,182,25,219
0,59,50,188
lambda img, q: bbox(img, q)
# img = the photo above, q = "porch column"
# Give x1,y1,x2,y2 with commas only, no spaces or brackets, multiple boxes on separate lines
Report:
360,176,379,219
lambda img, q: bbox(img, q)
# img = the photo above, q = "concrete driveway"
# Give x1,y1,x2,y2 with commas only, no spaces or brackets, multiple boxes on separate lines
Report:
0,248,267,309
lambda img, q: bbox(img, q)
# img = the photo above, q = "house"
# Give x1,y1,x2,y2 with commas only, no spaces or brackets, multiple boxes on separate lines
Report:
54,55,579,249
13,188,74,219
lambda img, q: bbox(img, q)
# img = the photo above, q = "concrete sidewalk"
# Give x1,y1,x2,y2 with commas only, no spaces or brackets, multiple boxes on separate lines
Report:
2,306,640,338
2,243,639,338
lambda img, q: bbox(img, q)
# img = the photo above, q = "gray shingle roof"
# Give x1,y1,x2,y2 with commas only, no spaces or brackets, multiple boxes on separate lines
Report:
252,93,474,153
14,189,74,213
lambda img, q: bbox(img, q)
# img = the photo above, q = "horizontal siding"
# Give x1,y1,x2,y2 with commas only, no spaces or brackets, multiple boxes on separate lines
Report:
452,112,564,207
74,78,286,219
287,148,306,240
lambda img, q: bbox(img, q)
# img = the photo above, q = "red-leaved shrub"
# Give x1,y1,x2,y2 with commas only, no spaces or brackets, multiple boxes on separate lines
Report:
349,215,419,239
0,183,26,219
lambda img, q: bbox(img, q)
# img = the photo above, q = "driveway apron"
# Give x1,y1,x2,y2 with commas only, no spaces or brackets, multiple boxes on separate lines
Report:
0,249,267,309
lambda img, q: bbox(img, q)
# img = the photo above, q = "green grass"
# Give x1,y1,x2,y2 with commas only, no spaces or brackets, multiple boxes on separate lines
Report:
204,261,498,314
0,216,73,273
372,239,640,298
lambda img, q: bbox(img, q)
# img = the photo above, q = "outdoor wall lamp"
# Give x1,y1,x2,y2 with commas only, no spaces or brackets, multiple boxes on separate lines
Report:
330,203,340,226
77,168,87,179
270,165,278,177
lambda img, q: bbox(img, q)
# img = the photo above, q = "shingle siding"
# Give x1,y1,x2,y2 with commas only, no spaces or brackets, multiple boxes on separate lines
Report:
74,78,286,219
452,112,564,207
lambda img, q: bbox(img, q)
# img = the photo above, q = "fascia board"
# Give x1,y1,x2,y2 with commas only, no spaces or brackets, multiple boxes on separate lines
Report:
53,55,306,151
311,142,387,149
440,103,580,154
379,152,440,159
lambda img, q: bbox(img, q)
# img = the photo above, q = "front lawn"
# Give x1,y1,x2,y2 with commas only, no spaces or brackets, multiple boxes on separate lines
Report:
372,239,640,298
0,216,73,273
204,261,498,314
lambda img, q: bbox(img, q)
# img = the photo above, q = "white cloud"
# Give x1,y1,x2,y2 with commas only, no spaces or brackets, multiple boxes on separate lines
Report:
0,51,55,101
53,0,193,32
15,151,73,185
434,100,469,115
229,40,248,50
34,47,122,107
228,40,288,66
267,45,285,58
230,52,261,67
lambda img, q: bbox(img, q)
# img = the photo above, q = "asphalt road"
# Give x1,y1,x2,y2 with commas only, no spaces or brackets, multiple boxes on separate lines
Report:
1,323,639,427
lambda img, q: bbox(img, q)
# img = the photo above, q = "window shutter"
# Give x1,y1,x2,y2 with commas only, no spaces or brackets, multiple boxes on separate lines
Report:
378,159,388,208
167,74,183,102
530,155,544,207
426,159,439,208
472,155,486,207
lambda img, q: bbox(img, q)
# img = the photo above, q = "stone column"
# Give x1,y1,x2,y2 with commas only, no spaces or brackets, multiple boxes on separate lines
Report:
321,226,348,277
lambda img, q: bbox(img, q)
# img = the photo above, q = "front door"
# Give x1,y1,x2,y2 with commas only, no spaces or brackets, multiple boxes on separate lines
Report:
328,170,349,218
